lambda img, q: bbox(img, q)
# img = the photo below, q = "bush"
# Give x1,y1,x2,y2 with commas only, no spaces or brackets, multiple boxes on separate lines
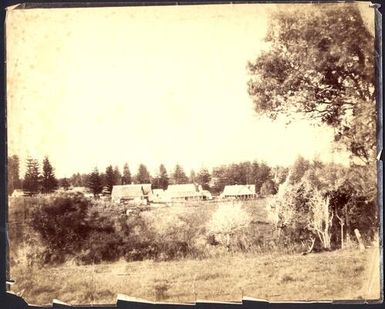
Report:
268,180,329,252
207,202,252,251
139,206,206,260
31,192,127,264
328,180,378,244
31,192,91,262
78,231,123,264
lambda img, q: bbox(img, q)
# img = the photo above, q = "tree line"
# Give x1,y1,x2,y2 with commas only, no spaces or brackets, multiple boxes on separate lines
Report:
8,156,58,196
8,154,298,197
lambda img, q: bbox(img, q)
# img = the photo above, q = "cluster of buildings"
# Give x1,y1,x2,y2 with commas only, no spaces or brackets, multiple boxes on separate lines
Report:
11,183,258,204
110,183,256,205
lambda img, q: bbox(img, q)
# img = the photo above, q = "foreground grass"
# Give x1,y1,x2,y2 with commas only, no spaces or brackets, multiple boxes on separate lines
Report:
10,247,381,305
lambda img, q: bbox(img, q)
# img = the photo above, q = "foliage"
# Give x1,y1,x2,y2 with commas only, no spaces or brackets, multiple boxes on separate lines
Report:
41,157,58,193
247,4,375,164
268,180,315,249
59,178,71,190
8,155,21,195
289,156,310,185
207,202,252,250
23,157,40,195
70,172,89,187
271,166,289,186
87,167,103,196
260,179,277,196
122,163,132,184
136,207,207,261
105,165,118,193
196,168,211,190
113,166,122,185
307,190,333,249
189,169,196,183
269,159,378,251
135,164,151,184
328,165,378,242
78,211,123,264
211,161,276,194
152,164,169,190
30,192,91,263
171,164,189,184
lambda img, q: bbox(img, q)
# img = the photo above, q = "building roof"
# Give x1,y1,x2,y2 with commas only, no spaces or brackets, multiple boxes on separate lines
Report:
151,189,165,196
166,184,201,198
222,184,255,196
111,184,151,201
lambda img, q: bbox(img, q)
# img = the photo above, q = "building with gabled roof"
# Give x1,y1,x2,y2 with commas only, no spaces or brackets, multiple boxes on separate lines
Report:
166,183,203,200
148,188,171,203
220,184,256,199
111,184,151,204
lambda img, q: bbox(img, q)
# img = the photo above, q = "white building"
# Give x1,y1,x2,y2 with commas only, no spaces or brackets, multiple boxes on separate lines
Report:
220,184,256,199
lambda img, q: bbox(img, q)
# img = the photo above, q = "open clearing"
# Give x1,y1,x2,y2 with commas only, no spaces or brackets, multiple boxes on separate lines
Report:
10,247,380,305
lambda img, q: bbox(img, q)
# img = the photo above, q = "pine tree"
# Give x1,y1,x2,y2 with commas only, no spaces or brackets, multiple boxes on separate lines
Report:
105,165,117,193
172,164,189,184
122,163,132,184
113,166,122,185
88,167,103,196
41,157,58,193
189,170,196,183
135,164,151,184
23,157,40,195
158,164,169,190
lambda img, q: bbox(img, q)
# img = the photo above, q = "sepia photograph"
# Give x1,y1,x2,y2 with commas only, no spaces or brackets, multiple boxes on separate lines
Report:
5,1,382,305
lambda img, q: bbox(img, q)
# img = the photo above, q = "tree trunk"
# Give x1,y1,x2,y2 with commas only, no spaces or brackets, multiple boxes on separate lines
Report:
340,222,344,249
354,228,365,251
336,213,344,249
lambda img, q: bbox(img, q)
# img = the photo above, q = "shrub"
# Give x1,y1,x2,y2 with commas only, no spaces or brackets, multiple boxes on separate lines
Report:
268,179,330,252
30,192,91,262
141,206,206,260
30,192,127,264
207,202,252,251
78,231,123,264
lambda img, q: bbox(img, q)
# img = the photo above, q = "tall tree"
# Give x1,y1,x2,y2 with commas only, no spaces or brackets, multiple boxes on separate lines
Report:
87,167,103,196
172,164,189,184
122,163,132,185
196,168,211,190
189,169,196,183
105,165,117,193
135,164,151,184
289,156,310,185
254,162,272,194
158,164,169,190
151,164,169,190
41,157,58,193
212,165,228,194
113,166,122,185
247,4,375,165
7,155,21,195
23,157,40,195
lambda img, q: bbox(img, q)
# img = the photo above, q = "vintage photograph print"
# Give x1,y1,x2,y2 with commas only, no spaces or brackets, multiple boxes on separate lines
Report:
5,2,382,305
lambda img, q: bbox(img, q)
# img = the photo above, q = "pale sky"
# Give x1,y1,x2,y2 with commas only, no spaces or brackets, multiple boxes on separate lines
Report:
6,3,367,178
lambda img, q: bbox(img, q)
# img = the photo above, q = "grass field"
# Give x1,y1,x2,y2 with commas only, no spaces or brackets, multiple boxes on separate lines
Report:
7,196,382,305
10,246,381,305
